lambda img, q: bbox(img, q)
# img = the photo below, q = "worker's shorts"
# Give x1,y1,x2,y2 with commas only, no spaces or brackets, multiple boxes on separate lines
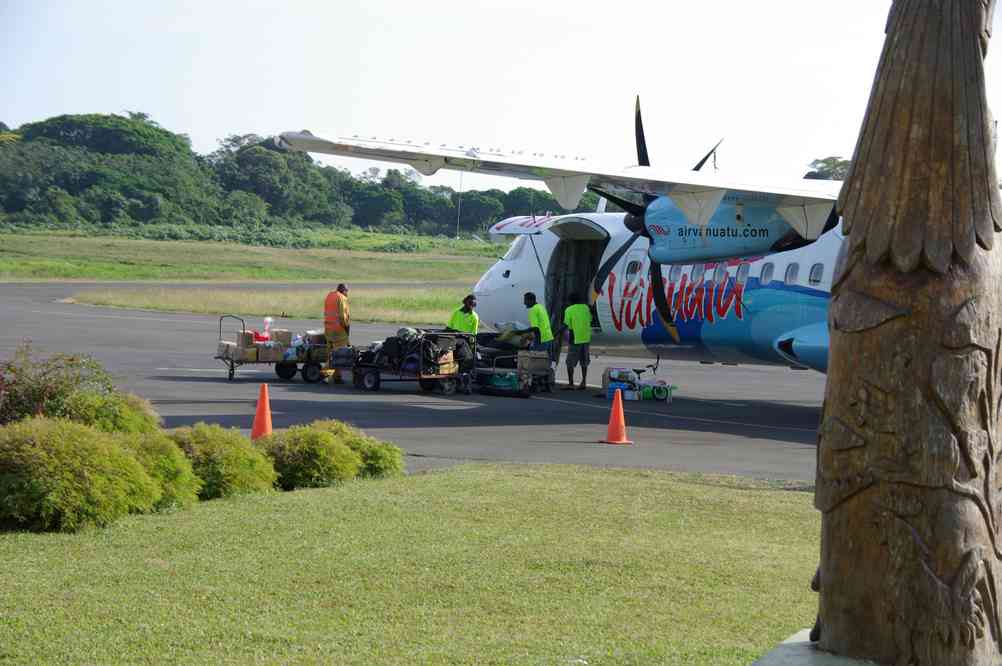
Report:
566,342,590,369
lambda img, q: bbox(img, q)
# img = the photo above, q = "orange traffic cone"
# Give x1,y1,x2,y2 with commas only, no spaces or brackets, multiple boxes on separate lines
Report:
602,389,633,445
251,383,273,440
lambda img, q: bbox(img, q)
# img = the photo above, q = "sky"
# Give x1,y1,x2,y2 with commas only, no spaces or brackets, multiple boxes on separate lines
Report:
3,1,1001,191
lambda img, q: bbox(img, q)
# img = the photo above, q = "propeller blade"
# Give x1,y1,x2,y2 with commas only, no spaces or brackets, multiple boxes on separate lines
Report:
692,138,724,171
590,232,642,304
635,96,650,167
588,186,646,218
648,260,681,343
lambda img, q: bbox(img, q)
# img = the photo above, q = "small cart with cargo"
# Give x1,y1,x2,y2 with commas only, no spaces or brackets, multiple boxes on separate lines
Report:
335,329,475,395
214,315,329,382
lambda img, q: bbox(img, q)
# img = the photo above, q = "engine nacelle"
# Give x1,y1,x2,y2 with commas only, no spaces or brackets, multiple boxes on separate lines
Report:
644,196,794,264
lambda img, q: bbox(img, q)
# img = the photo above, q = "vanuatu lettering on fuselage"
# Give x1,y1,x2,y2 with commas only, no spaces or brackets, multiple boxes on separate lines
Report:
606,262,747,332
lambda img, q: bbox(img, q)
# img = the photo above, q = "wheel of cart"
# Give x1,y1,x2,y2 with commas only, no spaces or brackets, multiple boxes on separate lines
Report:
438,378,457,395
275,361,298,381
419,378,437,392
362,368,381,391
301,362,323,383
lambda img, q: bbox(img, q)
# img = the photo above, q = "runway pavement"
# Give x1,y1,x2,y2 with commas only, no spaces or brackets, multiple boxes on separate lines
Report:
0,282,825,480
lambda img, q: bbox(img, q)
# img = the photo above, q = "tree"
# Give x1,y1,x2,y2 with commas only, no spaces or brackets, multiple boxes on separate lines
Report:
0,122,9,132
805,156,851,180
455,191,503,232
350,183,404,227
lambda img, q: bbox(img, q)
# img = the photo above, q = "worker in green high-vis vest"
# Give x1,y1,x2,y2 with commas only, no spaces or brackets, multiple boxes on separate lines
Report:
446,294,479,334
515,292,555,364
557,292,592,390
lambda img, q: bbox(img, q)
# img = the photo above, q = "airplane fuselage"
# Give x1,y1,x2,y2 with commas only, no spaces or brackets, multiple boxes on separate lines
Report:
474,212,838,372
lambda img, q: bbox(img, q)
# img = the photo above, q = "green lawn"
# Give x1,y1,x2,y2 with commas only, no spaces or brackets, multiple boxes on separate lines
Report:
0,465,819,664
73,286,464,325
0,233,495,283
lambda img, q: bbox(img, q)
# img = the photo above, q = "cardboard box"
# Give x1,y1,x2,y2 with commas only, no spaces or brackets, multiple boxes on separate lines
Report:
306,331,327,346
217,341,237,358
237,347,258,363
271,329,293,347
236,330,254,348
438,351,454,364
256,343,285,363
436,361,459,375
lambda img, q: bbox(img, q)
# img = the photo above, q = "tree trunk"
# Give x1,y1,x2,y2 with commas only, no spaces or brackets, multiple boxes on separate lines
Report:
817,1,1002,664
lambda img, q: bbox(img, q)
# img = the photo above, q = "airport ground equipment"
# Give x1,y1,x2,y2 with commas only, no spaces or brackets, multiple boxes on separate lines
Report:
473,350,553,398
213,315,326,382
351,330,474,396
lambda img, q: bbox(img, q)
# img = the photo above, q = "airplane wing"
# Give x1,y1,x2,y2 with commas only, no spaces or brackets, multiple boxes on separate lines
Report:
276,131,841,240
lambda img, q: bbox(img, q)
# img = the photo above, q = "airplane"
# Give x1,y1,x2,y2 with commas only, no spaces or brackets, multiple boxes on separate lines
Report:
277,100,842,374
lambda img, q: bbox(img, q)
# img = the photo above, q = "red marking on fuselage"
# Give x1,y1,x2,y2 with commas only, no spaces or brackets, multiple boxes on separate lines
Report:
607,263,746,333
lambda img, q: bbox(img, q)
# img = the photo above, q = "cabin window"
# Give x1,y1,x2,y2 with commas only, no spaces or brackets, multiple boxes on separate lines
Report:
503,235,526,261
760,262,775,285
625,260,643,279
785,263,800,285
809,263,824,286
669,265,682,283
736,263,750,285
714,265,728,285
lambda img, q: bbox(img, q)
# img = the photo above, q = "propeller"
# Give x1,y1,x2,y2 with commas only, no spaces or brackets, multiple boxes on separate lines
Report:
588,98,724,343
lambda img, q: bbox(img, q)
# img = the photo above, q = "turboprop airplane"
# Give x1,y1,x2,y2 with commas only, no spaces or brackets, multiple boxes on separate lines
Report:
277,100,842,373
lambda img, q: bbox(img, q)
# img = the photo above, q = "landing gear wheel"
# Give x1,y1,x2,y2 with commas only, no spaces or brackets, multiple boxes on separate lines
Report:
419,378,437,392
301,362,322,383
228,362,235,381
362,370,381,391
275,361,298,381
439,378,457,396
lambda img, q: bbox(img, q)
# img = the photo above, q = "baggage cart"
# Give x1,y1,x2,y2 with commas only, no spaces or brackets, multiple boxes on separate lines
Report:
213,314,327,382
352,331,474,396
473,350,554,398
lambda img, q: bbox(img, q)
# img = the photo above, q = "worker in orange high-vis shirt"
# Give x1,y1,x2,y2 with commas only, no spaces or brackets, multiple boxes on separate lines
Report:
324,283,350,384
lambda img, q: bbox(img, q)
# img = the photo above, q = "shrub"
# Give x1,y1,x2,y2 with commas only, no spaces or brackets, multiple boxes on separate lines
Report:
117,431,201,510
53,390,161,434
167,423,276,500
310,420,404,478
263,425,362,491
0,418,159,532
0,343,115,425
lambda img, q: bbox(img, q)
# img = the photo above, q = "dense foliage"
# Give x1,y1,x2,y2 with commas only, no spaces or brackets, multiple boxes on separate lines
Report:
116,431,202,511
263,425,362,490
311,419,404,478
167,423,277,500
0,343,116,425
0,113,600,243
0,417,159,532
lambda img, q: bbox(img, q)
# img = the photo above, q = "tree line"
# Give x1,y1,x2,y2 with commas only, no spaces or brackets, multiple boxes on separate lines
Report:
0,113,852,245
0,113,601,241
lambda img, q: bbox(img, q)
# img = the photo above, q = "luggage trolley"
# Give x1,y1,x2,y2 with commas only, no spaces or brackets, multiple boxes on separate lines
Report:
350,331,475,396
213,314,325,382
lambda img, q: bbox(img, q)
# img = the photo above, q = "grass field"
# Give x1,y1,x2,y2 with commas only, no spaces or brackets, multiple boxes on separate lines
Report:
0,465,818,664
74,286,464,325
0,233,496,282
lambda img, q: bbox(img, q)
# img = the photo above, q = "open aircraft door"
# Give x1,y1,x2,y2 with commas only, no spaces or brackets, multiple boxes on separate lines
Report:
489,214,612,341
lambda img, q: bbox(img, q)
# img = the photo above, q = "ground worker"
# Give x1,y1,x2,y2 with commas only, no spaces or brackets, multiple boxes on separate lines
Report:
515,292,555,363
557,293,592,390
323,283,350,384
446,294,479,335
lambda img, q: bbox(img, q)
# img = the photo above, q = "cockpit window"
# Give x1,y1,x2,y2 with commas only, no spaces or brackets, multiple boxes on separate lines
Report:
502,235,527,261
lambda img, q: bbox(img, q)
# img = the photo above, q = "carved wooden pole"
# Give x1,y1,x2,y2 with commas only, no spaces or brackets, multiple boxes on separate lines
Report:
816,1,1002,664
